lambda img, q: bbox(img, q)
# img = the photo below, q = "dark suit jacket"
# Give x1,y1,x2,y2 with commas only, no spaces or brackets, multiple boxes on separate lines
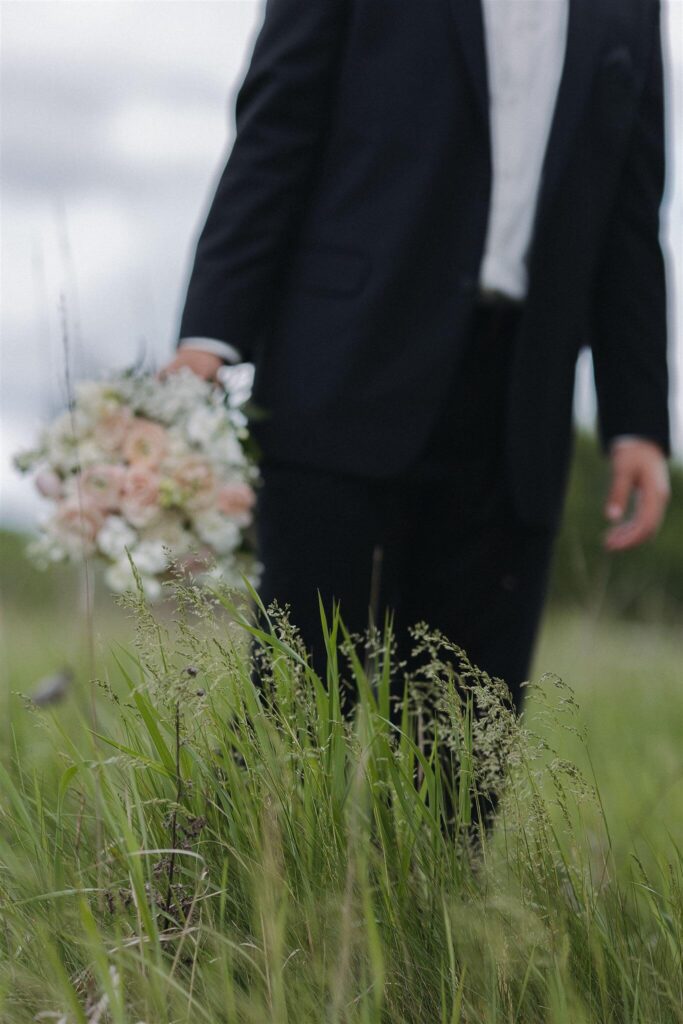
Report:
178,0,670,527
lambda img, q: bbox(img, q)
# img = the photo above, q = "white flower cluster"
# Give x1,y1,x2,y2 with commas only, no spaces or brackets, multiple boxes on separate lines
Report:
15,368,260,600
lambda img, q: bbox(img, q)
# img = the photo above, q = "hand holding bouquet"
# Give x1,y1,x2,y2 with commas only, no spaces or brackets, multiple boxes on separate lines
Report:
14,368,260,600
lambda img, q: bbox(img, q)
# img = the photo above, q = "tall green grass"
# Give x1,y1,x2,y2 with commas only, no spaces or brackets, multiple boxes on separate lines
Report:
1,572,682,1023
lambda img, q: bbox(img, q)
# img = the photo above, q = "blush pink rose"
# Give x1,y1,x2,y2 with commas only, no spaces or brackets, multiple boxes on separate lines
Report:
122,418,168,468
216,482,256,524
77,464,126,511
35,468,64,499
53,497,104,556
93,408,133,455
172,456,215,509
121,466,161,527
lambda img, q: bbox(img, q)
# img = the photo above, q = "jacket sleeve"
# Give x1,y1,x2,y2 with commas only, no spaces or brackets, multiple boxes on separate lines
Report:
591,0,671,456
177,0,348,360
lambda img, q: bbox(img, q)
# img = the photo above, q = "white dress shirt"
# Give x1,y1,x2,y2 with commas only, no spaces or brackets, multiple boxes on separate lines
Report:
479,0,569,299
180,0,569,362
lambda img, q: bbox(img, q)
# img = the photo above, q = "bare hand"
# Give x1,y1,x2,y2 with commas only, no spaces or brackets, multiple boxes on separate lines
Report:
603,439,670,552
159,349,223,382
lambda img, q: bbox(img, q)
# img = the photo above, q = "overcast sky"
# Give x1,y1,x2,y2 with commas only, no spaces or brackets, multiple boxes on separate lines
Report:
1,0,682,526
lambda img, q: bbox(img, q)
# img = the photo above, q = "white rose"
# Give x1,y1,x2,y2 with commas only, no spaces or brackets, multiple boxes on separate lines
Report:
105,558,161,600
26,533,68,568
97,516,138,560
73,440,102,467
165,427,192,461
45,411,95,472
51,409,92,442
143,519,194,556
210,431,246,468
105,558,135,592
185,405,229,445
193,511,241,554
130,539,169,575
141,369,210,423
74,381,120,420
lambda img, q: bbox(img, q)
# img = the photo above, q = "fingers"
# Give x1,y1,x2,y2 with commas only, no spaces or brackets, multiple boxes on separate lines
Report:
158,350,223,382
157,355,183,381
604,491,659,551
604,453,670,552
604,463,632,524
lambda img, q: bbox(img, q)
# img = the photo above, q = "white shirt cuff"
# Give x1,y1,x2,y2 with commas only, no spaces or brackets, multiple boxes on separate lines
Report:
179,337,243,364
609,435,648,449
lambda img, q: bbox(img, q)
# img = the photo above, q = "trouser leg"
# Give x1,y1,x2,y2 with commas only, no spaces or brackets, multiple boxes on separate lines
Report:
396,508,556,833
254,460,409,683
390,301,557,830
396,498,556,712
396,300,557,710
253,462,554,716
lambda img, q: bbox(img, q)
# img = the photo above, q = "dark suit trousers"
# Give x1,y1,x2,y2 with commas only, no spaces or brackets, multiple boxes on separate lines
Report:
255,303,557,713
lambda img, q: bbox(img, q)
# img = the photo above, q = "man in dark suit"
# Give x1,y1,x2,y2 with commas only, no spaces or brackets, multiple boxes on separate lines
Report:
164,0,671,711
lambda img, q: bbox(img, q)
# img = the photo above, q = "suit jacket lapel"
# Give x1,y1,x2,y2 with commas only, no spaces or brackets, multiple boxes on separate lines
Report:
448,0,604,228
535,0,603,226
448,0,489,125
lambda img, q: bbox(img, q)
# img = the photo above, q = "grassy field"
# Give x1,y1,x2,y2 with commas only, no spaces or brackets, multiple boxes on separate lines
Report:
1,560,682,1022
2,595,681,849
1,428,682,1022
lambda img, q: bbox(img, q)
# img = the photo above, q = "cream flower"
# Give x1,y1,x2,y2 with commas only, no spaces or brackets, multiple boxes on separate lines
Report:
122,419,169,468
165,426,193,461
74,380,121,422
121,466,161,528
50,409,91,443
26,532,69,567
206,431,246,468
139,367,210,423
171,455,216,510
216,481,256,525
93,407,133,455
143,517,194,557
185,405,228,445
97,515,138,560
77,464,126,511
193,511,241,554
51,497,104,557
45,411,94,473
130,539,169,576
105,557,161,600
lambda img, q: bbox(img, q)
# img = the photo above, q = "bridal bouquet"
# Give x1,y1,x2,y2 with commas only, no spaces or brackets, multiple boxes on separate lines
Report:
14,368,260,600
